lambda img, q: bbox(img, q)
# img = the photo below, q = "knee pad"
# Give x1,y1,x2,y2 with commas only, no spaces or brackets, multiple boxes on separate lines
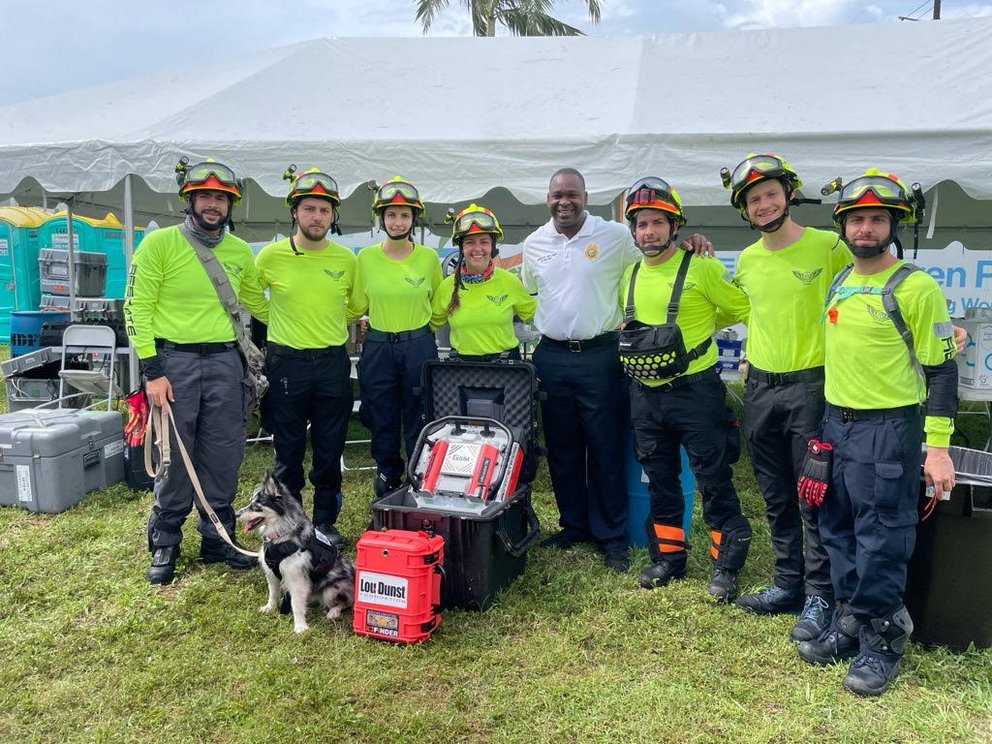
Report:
710,514,752,571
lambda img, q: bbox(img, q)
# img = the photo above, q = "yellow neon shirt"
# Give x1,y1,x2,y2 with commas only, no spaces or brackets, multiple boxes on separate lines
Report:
734,227,852,372
353,242,441,332
124,226,268,359
430,267,536,355
619,252,750,387
824,260,956,446
255,237,359,349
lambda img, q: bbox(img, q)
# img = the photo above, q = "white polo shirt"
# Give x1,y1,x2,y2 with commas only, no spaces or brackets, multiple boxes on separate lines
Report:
522,212,641,341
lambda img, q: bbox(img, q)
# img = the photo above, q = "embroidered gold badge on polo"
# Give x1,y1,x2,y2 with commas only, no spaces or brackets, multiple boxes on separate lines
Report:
584,243,599,260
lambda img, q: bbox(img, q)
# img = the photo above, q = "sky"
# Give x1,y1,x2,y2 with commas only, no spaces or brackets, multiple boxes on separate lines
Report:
1,0,990,105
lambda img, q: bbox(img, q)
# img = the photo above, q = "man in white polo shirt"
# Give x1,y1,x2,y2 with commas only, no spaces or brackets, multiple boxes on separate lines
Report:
522,168,644,572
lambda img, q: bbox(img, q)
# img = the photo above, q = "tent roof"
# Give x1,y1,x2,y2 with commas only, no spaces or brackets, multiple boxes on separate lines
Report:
1,18,991,208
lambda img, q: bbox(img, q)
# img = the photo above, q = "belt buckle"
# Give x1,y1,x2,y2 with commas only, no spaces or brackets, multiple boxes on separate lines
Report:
389,332,401,343
841,408,855,423
568,339,583,352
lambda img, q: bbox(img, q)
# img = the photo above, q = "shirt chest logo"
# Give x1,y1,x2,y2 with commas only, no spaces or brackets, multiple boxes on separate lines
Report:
584,243,599,260
792,268,823,285
866,305,890,325
324,269,344,280
404,276,426,287
486,293,508,306
667,281,695,292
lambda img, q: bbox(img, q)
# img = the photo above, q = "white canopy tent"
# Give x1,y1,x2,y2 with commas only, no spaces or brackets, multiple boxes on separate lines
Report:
1,17,991,249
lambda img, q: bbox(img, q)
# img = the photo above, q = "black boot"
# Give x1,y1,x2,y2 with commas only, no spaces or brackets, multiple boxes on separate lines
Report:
707,516,751,603
790,595,835,642
373,471,402,499
315,522,345,550
843,607,913,697
638,555,687,589
797,603,861,666
146,545,180,584
200,536,256,570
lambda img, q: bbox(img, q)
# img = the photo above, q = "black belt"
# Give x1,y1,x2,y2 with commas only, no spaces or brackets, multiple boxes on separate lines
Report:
268,341,345,359
826,403,921,423
640,366,719,393
156,339,237,355
448,349,519,363
748,365,825,386
540,331,618,353
364,326,432,343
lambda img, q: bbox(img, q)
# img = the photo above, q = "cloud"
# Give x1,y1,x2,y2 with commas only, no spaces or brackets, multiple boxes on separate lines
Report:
723,0,863,29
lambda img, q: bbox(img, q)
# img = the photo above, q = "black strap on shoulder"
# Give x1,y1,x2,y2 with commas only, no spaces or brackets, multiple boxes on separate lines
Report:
624,250,693,324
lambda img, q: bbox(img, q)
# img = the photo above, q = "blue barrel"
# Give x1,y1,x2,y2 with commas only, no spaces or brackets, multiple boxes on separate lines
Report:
9,310,70,356
626,432,695,547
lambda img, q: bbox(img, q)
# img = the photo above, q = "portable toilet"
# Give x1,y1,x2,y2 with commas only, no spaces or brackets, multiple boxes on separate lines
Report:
0,206,48,343
38,212,144,303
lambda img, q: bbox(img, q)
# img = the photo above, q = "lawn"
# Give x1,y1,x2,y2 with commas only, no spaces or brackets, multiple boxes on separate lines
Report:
1,347,990,744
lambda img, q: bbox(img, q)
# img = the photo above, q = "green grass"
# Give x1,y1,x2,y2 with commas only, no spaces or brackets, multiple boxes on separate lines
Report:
1,344,991,743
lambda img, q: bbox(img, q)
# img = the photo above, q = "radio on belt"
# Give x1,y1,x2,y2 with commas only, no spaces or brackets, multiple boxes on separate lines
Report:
352,529,443,644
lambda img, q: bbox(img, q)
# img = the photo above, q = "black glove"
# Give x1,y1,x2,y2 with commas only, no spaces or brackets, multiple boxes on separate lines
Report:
797,439,833,507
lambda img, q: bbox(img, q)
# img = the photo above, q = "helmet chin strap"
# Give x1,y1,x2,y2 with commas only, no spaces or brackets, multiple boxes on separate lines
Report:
752,208,789,233
380,213,414,242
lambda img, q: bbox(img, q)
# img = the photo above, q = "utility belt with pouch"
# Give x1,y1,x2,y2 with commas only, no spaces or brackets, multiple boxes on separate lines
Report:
619,251,710,381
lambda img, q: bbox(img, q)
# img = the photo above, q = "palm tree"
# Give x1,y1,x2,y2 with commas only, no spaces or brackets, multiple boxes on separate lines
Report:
415,0,603,37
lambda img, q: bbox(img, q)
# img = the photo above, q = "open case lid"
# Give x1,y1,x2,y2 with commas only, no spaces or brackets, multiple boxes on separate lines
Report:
420,360,538,433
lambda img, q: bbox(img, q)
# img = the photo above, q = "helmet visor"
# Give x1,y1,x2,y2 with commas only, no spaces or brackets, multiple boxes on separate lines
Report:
838,176,907,208
184,162,238,189
292,172,340,201
730,154,788,191
455,210,498,235
378,180,421,205
625,177,683,223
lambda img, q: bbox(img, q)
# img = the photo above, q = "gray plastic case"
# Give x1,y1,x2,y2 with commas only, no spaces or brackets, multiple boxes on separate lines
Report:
0,409,125,513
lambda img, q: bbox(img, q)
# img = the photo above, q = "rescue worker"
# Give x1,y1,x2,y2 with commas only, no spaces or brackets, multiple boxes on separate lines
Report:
796,169,957,697
354,177,442,497
622,177,753,601
724,153,850,641
254,168,359,546
430,203,536,361
124,158,268,584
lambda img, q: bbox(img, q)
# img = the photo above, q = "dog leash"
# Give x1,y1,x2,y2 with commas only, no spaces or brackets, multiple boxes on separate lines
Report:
145,401,259,558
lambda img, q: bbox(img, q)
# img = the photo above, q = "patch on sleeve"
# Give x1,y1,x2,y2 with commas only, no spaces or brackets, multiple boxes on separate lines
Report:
933,321,952,338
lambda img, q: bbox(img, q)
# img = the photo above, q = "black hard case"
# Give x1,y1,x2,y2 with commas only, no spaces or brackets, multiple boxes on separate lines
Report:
372,359,542,610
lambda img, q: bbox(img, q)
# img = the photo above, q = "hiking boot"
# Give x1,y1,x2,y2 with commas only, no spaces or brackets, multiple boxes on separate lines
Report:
147,545,180,584
708,566,739,603
316,523,345,550
843,652,902,697
735,584,804,615
540,530,574,549
604,550,631,573
790,595,834,642
796,606,861,666
200,537,256,570
637,558,687,589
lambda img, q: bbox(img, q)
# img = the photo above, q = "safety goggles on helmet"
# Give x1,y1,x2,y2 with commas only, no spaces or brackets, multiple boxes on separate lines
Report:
373,178,425,216
287,171,341,207
451,204,504,244
624,177,686,227
831,171,914,225
177,159,242,203
724,153,801,208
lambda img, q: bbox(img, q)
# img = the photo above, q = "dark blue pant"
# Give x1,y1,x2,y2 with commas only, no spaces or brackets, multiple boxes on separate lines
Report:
532,340,629,553
819,409,922,621
148,347,248,549
744,375,832,597
358,333,437,481
262,344,353,525
631,371,742,532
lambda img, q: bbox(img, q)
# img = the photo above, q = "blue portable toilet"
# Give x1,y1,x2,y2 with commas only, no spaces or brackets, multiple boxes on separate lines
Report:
0,206,48,343
626,432,696,548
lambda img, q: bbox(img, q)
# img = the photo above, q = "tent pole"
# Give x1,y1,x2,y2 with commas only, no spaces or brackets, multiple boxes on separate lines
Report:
66,197,76,315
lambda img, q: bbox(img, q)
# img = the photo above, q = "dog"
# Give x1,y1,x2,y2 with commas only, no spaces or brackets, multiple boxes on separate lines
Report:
236,471,354,633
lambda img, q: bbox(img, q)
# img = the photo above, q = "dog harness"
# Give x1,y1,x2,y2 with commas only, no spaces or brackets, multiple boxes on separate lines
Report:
263,530,339,581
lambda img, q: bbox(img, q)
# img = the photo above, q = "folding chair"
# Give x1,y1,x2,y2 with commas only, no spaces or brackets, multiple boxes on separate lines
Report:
341,354,375,472
55,324,122,411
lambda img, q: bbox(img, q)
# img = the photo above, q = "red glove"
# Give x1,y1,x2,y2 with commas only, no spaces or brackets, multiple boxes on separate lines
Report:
797,439,833,507
124,388,150,447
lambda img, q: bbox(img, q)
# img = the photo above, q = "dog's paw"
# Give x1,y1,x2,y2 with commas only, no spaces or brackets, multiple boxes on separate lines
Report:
293,622,310,634
325,606,342,621
259,603,278,614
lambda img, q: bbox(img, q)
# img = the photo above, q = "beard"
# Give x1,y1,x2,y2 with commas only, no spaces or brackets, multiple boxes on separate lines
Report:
190,202,228,232
849,240,890,258
299,222,329,242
